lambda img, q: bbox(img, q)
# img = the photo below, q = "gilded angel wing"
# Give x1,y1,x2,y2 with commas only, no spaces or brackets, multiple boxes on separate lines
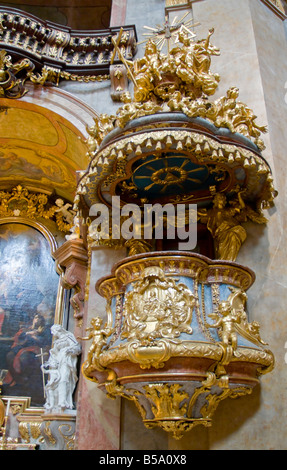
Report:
227,287,268,346
244,204,268,224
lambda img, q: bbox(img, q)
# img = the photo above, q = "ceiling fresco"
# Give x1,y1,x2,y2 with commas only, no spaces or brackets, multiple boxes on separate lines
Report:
0,99,89,202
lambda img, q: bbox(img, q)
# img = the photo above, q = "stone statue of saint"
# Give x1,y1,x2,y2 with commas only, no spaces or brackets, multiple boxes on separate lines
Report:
41,325,81,413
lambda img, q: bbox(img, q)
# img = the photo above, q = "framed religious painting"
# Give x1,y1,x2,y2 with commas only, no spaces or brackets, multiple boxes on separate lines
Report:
0,221,61,406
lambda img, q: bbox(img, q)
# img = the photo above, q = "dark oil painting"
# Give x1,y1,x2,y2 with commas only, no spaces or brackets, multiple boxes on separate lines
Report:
0,223,59,406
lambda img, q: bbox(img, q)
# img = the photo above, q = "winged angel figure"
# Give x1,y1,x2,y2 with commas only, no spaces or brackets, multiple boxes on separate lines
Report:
207,287,268,354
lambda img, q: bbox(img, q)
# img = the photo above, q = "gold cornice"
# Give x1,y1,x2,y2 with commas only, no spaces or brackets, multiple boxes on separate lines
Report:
96,341,273,372
165,0,287,20
96,251,256,296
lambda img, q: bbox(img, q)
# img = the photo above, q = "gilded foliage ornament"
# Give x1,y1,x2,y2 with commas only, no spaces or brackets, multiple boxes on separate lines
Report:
0,185,75,232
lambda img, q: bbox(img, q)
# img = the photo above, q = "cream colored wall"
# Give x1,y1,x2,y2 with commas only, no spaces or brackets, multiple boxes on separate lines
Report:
121,0,287,450
193,0,287,450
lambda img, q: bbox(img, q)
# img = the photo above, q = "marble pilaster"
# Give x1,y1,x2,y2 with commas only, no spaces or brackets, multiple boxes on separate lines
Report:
74,246,126,450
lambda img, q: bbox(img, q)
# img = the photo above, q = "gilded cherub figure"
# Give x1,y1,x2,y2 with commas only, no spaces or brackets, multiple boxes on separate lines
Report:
207,287,269,365
55,199,76,225
208,86,240,131
115,91,161,128
226,287,268,347
161,27,220,99
165,30,195,84
207,300,241,351
81,317,113,374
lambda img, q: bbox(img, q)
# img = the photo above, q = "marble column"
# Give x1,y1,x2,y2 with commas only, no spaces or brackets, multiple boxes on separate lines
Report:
75,246,126,450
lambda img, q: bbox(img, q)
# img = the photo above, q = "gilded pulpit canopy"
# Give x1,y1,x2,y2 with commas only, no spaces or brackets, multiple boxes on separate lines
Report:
77,24,277,257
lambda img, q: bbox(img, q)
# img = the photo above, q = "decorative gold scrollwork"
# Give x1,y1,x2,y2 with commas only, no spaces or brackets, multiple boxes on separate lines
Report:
0,50,34,99
0,185,75,233
127,339,172,369
114,373,254,440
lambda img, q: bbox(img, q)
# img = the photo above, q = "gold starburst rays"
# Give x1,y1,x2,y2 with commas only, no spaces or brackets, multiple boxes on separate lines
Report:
133,158,207,194
139,12,200,52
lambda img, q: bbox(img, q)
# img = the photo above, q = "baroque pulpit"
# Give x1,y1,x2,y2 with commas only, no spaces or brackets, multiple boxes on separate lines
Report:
74,26,276,439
